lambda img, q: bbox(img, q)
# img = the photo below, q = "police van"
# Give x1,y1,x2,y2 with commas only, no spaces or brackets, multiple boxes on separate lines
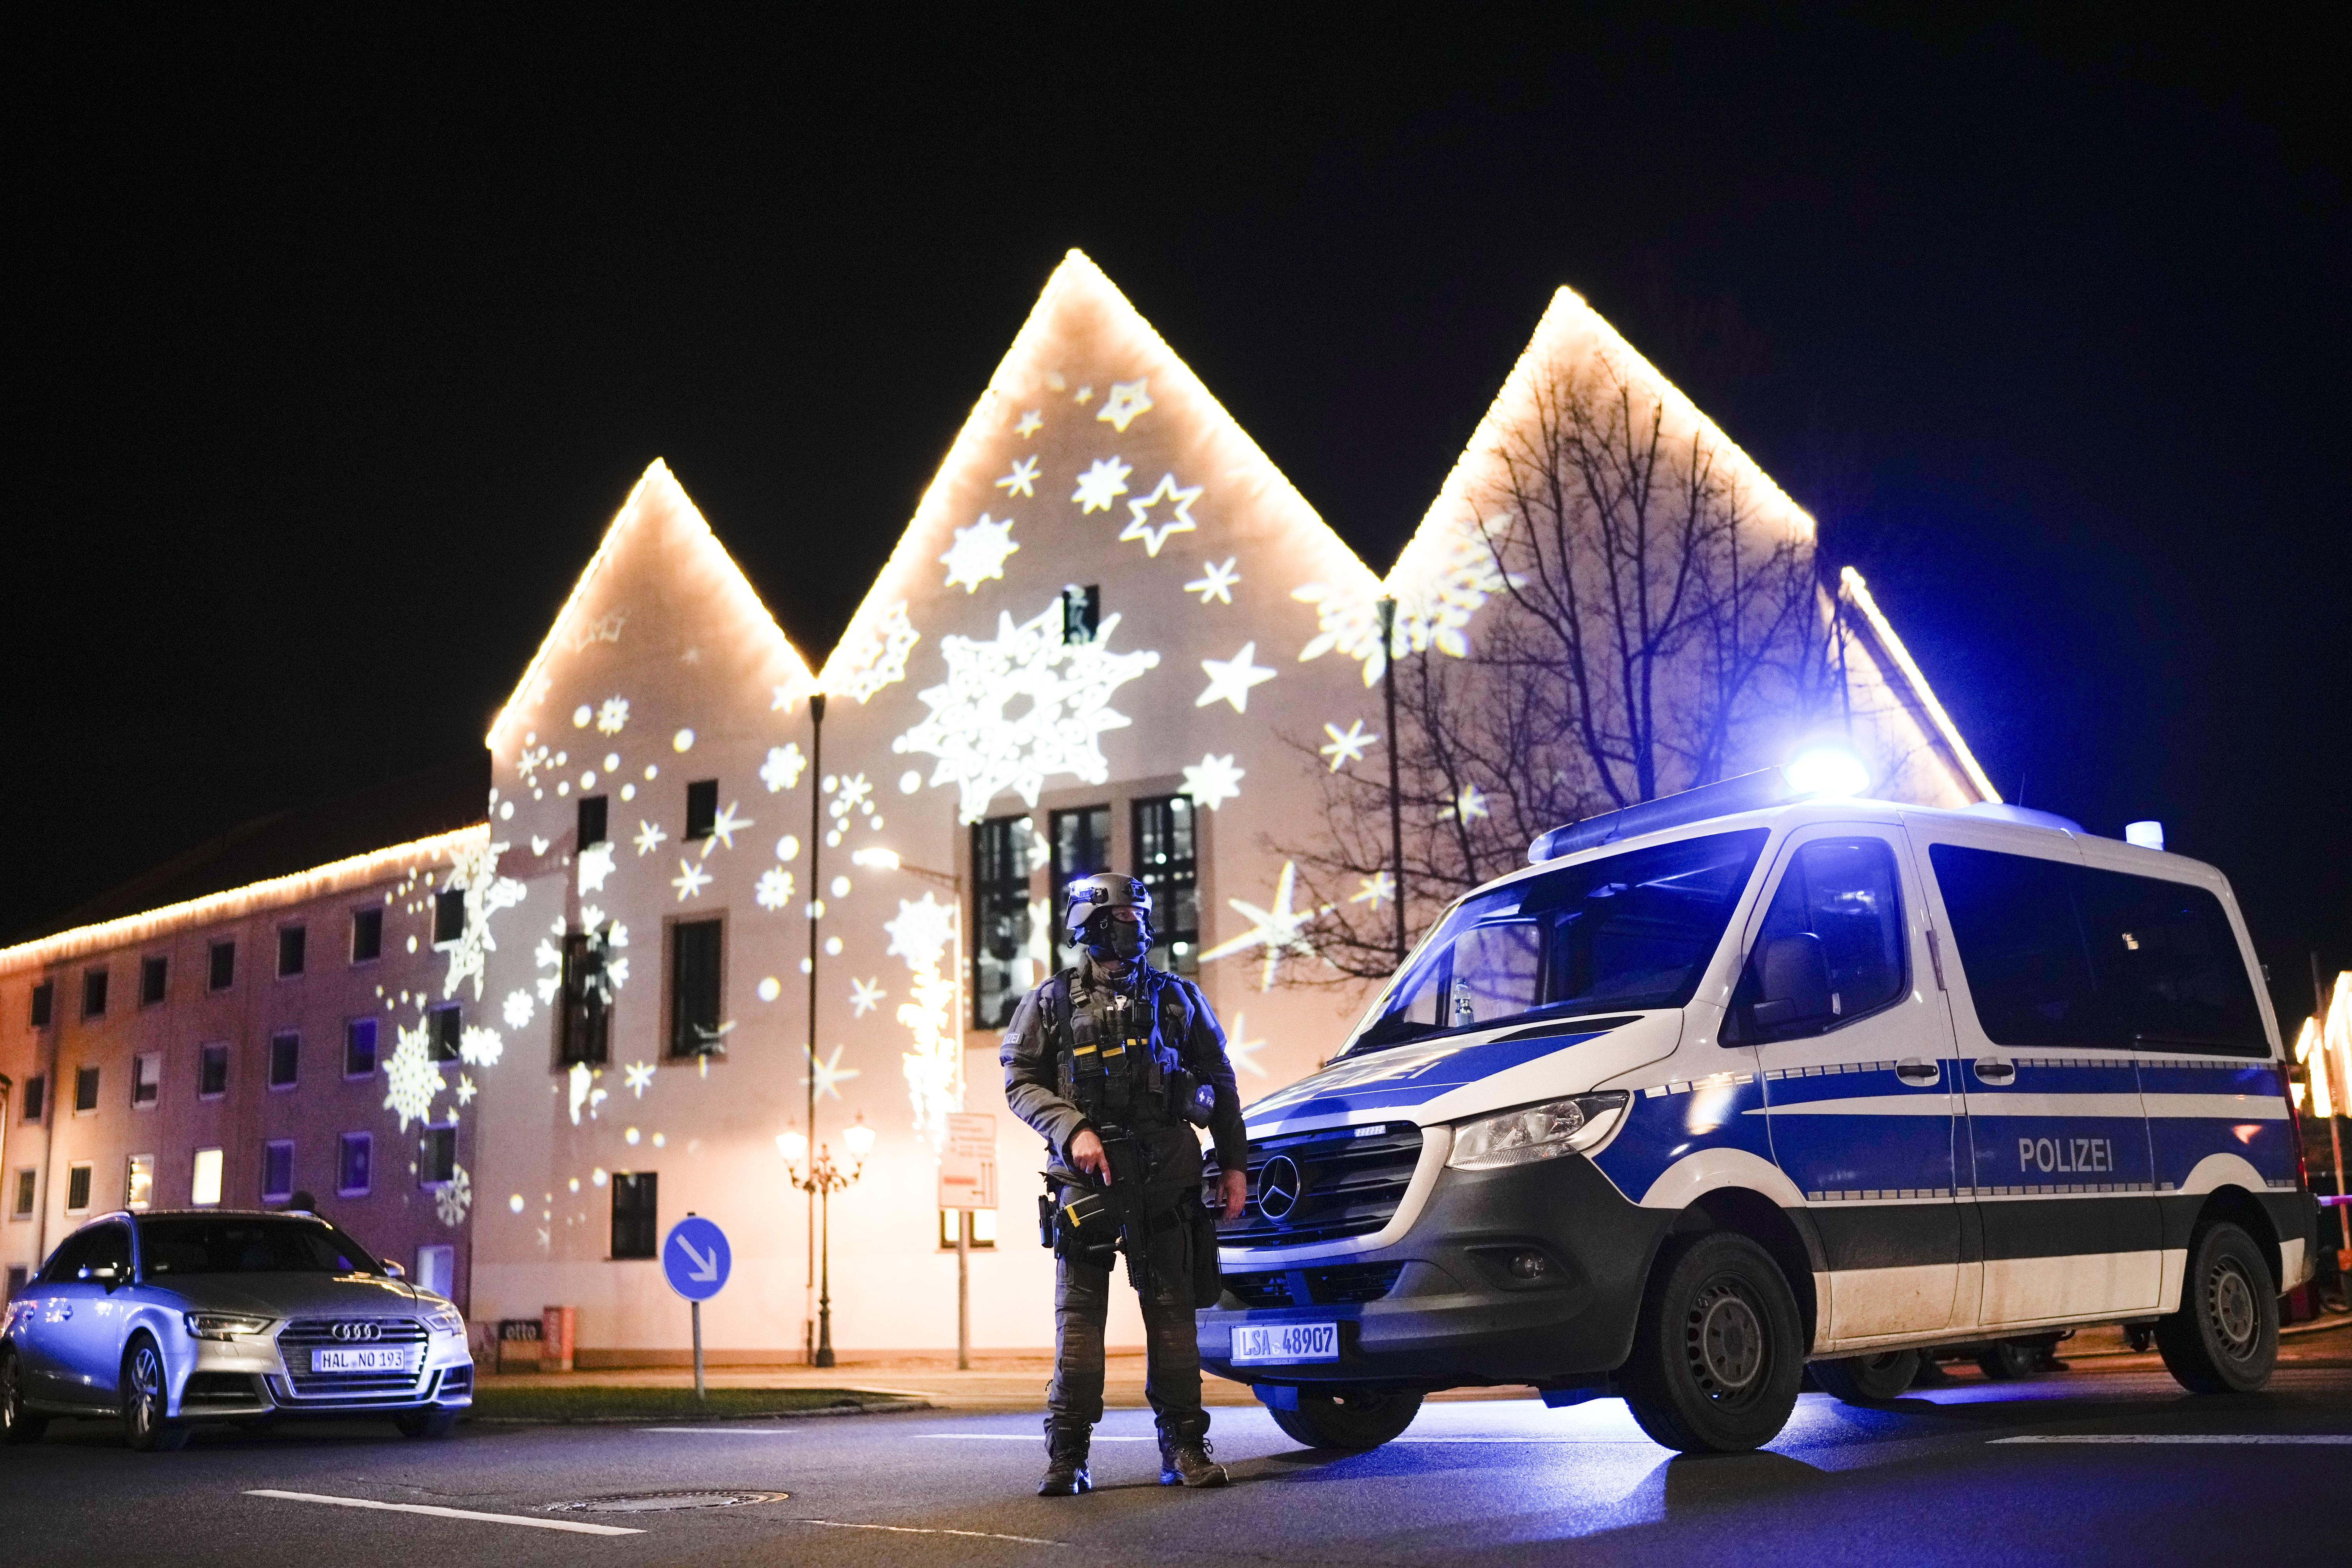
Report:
1200,765,2319,1454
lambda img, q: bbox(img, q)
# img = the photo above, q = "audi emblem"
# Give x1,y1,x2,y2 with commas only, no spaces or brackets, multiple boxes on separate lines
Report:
1256,1155,1302,1222
330,1321,383,1342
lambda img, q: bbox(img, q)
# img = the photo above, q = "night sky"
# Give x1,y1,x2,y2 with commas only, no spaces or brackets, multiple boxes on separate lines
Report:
7,14,2344,1025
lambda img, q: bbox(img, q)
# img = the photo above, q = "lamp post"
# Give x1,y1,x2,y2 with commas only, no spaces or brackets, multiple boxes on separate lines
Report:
802,691,826,1364
778,1114,874,1369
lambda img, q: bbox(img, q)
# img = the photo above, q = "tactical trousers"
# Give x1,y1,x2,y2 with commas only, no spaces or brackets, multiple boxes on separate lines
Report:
1046,1252,1208,1442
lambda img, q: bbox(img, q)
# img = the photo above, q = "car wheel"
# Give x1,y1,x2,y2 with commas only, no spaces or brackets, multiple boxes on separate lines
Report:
1265,1386,1424,1451
122,1336,189,1452
1976,1340,2044,1381
1810,1349,1921,1405
2,1350,50,1445
1621,1232,1805,1454
395,1408,461,1440
2157,1220,2278,1394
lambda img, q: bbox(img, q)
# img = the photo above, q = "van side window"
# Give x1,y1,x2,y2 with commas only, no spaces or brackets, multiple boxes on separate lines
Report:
2073,867,2264,1054
1743,837,1905,1036
1928,846,2101,1047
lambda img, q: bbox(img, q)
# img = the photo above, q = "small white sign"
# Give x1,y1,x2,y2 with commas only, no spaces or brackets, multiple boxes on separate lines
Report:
938,1111,996,1211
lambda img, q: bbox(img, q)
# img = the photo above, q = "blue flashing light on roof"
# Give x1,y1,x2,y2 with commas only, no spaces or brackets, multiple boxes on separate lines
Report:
1527,748,1873,864
1783,746,1871,799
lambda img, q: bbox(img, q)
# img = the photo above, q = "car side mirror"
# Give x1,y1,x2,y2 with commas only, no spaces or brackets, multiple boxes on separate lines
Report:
1752,933,1833,1030
83,1263,121,1285
381,1260,406,1279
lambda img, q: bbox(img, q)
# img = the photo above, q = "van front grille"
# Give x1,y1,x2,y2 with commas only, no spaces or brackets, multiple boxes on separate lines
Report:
1223,1123,1424,1249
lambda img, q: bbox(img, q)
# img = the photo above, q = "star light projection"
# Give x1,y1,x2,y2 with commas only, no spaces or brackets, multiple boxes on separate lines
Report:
1182,753,1245,811
995,457,1040,498
1319,720,1378,769
940,513,1021,593
805,1044,860,1103
1185,558,1239,604
1120,473,1202,557
893,596,1160,822
1071,457,1131,514
1096,378,1154,432
1196,643,1276,713
1200,861,1328,990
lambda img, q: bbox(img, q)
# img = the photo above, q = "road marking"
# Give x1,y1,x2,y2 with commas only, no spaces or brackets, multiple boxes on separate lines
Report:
1991,1435,2352,1445
245,1490,642,1535
922,1433,1155,1441
799,1519,1063,1546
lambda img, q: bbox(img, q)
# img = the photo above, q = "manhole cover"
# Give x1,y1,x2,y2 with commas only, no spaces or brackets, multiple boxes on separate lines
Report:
546,1490,792,1514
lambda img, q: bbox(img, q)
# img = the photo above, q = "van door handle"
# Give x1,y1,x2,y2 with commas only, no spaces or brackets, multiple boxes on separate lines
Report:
1896,1058,1940,1085
56,1305,71,1319
1973,1058,2016,1085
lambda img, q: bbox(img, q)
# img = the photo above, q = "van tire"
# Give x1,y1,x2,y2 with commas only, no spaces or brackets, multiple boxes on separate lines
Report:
2157,1221,2278,1394
1810,1349,1920,1405
1976,1340,2044,1381
1265,1386,1423,1451
1621,1232,1804,1454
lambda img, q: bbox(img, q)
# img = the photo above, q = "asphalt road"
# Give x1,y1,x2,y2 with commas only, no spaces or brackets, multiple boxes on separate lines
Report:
6,1363,2349,1567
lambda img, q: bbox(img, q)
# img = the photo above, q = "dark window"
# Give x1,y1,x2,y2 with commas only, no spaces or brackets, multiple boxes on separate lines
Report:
269,1032,300,1089
13,1169,35,1218
278,926,306,978
1050,805,1112,908
684,780,719,841
972,814,1038,1029
559,931,613,1067
74,1066,100,1113
345,1018,378,1078
419,1125,457,1186
198,1043,229,1098
140,956,168,1007
65,1164,93,1213
38,1226,99,1283
22,1076,45,1122
1133,795,1200,975
351,907,383,964
1062,583,1101,644
434,889,466,945
670,919,724,1057
939,1209,998,1250
209,940,236,992
2075,867,2265,1054
261,1142,295,1203
1929,846,2105,1048
132,1053,161,1107
82,968,107,1020
338,1132,372,1196
1737,838,1906,1040
578,795,608,848
428,1005,461,1062
611,1171,658,1259
3,1265,21,1303
29,981,53,1029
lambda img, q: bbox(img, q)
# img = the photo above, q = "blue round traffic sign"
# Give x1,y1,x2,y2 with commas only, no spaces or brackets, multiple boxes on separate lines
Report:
662,1215,731,1302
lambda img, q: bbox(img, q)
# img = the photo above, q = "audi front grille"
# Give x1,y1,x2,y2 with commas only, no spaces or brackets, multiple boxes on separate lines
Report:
276,1318,432,1400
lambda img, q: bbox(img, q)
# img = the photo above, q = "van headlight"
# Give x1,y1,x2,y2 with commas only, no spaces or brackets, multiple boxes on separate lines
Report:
185,1312,273,1341
422,1303,465,1337
1448,1093,1630,1170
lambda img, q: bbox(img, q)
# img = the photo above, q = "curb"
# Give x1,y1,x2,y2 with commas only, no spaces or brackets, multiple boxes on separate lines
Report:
466,1394,933,1426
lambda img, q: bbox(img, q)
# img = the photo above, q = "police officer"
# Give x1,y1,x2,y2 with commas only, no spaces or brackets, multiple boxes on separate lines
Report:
1002,873,1250,1495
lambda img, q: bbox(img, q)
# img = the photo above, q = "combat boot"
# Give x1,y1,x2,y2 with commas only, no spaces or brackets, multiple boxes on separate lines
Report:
1038,1421,1093,1496
1158,1431,1228,1488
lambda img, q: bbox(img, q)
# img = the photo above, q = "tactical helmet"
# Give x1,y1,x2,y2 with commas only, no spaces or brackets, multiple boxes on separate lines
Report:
1063,873,1153,947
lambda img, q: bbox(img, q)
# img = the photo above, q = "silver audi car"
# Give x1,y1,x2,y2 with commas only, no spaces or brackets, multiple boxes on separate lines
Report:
1,1209,473,1450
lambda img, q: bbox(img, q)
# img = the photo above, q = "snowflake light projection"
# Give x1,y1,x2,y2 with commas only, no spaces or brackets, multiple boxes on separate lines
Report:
760,743,807,793
671,858,712,900
633,820,667,856
893,597,1160,822
849,976,886,1017
941,513,1020,593
567,1060,608,1125
1096,379,1154,432
1120,473,1201,557
596,696,630,735
804,1044,860,1103
755,867,796,911
1072,457,1131,514
1294,512,1519,684
1015,409,1043,438
382,1024,447,1132
1182,753,1245,811
439,838,526,1002
1196,642,1276,713
1185,558,1239,604
1319,720,1379,770
701,801,752,854
577,842,615,894
1200,861,1330,991
435,1165,473,1227
823,771,883,847
623,1060,655,1097
455,1074,477,1107
1351,869,1397,909
884,893,962,1149
835,600,921,704
1441,784,1490,822
503,989,535,1029
1223,1012,1268,1078
515,739,552,790
459,1025,504,1067
995,457,1039,498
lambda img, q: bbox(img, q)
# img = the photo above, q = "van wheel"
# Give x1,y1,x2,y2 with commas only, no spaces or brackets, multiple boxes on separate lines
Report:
1810,1349,1920,1405
122,1336,189,1452
2157,1221,2278,1394
1976,1340,2044,1381
1265,1386,1424,1451
1621,1232,1804,1454
2,1351,49,1445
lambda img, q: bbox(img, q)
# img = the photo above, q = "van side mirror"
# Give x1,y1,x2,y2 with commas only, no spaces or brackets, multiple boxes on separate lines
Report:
1752,934,1833,1030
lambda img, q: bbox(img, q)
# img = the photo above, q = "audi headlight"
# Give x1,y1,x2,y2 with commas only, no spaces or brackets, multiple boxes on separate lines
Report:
1448,1093,1630,1170
184,1312,273,1341
422,1303,465,1337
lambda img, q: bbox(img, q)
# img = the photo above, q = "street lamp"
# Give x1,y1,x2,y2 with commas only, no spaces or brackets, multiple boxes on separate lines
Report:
778,1113,874,1369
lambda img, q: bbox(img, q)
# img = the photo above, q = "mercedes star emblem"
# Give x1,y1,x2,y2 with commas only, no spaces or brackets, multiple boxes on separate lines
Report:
1257,1154,1302,1221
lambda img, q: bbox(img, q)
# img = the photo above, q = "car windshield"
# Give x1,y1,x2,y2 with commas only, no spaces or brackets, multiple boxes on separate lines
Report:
137,1217,383,1278
1346,828,1769,1054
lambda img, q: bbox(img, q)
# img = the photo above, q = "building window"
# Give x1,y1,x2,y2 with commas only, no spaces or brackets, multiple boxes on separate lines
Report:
191,1148,224,1207
65,1162,93,1214
427,1005,461,1063
973,813,1038,1029
278,925,307,978
669,918,724,1058
126,1154,155,1211
132,1051,162,1108
611,1171,658,1259
82,968,108,1020
269,1031,300,1089
20,1076,43,1123
419,1124,457,1187
1062,583,1101,644
74,1065,100,1114
261,1141,295,1203
351,906,383,964
209,939,236,992
1133,795,1200,975
140,955,169,1007
10,1169,34,1219
345,1018,378,1078
1050,805,1112,905
29,981,53,1029
559,930,613,1067
684,779,718,842
434,888,466,946
415,1244,455,1297
579,795,608,848
338,1133,372,1197
938,1209,998,1250
198,1042,229,1099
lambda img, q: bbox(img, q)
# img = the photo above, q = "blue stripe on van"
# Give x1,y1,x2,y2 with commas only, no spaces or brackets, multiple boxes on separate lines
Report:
1241,1028,1613,1125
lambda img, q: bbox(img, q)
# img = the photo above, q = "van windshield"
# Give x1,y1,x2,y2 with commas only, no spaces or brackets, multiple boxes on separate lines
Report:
1346,828,1768,1054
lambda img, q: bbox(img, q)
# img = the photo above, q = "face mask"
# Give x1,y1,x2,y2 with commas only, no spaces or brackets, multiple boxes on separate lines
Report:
1087,916,1148,962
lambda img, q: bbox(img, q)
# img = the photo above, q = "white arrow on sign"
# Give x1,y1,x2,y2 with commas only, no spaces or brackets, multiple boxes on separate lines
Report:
673,1236,721,1282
